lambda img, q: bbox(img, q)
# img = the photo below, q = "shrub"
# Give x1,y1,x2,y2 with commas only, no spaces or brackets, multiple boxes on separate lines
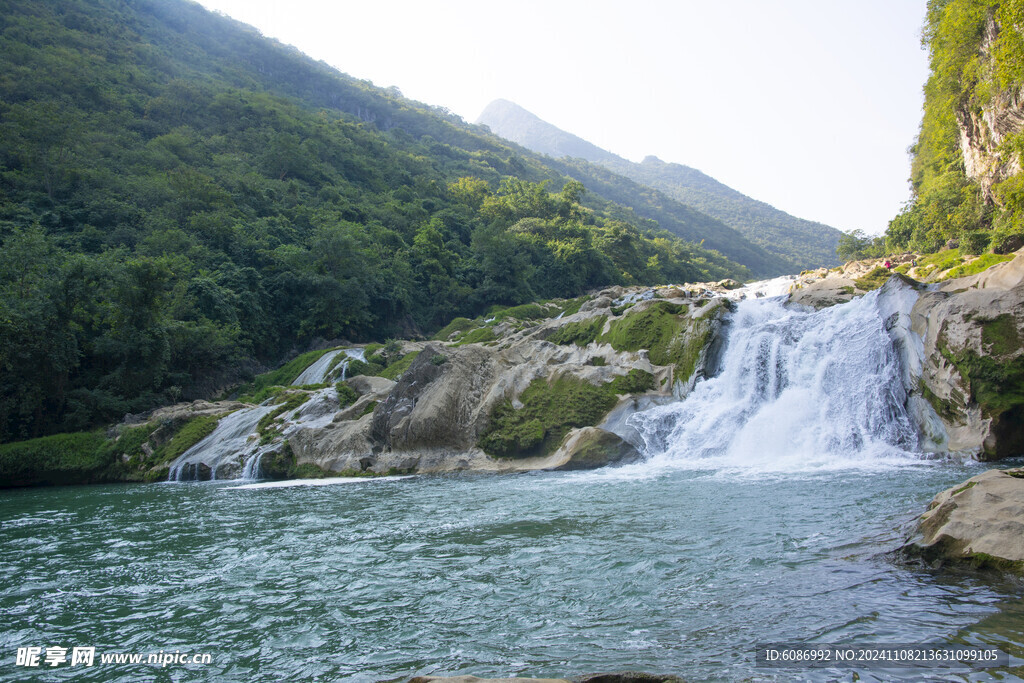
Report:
336,383,360,408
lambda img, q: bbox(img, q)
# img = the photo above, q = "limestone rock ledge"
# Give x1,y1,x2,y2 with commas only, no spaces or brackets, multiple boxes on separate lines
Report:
285,287,727,477
901,467,1024,573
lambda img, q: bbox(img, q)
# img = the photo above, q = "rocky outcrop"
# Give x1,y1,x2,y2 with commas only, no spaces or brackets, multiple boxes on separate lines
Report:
543,427,640,470
911,252,1024,458
901,467,1024,572
281,286,727,477
786,252,1024,460
957,15,1024,204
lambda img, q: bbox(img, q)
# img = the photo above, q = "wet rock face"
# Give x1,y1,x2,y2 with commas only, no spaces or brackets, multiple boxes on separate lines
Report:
901,467,1024,573
910,252,1024,459
550,427,640,471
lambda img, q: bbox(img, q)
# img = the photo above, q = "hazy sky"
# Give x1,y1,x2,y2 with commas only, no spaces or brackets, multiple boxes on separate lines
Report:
197,0,930,236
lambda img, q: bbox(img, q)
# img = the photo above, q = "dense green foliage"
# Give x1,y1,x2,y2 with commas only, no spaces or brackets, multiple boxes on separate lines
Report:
478,370,653,458
885,0,1024,253
0,0,750,443
477,99,843,272
0,431,111,486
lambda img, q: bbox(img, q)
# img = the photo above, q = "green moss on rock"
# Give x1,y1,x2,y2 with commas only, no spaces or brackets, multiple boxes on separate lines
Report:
478,370,654,459
379,351,421,379
854,267,891,291
547,315,607,346
600,300,714,383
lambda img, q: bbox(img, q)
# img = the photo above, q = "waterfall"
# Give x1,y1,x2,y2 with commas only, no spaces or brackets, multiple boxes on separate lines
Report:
339,348,365,381
627,286,926,473
292,350,342,385
291,347,368,385
167,405,276,481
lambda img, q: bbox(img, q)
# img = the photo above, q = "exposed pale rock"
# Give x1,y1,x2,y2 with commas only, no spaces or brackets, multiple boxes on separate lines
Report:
284,287,724,476
545,427,640,470
902,467,1024,572
910,251,1024,458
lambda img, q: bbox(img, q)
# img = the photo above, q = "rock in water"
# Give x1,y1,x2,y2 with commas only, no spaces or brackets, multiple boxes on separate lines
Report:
902,467,1024,572
548,427,640,470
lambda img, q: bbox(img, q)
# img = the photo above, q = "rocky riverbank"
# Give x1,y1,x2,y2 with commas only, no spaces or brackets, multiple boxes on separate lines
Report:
901,467,1024,573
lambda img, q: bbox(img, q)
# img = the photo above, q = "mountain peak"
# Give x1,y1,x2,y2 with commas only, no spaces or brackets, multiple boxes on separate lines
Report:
477,100,842,270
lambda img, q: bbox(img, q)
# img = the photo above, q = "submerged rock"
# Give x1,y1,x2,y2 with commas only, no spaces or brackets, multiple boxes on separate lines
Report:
901,467,1024,573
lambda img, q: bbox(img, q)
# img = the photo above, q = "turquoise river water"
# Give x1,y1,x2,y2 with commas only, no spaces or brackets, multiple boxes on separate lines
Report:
2,464,1023,682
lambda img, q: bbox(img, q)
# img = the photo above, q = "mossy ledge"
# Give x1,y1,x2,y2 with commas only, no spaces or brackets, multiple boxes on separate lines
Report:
602,300,720,385
478,370,654,458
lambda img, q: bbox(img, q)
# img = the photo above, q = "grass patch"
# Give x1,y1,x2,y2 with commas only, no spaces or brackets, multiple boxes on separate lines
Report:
554,295,591,317
478,370,654,459
155,414,221,464
599,300,712,382
454,327,497,346
854,267,891,291
496,303,549,321
359,400,378,417
256,393,312,443
432,317,477,341
942,253,1014,280
610,303,635,316
918,248,964,270
379,351,420,379
0,431,112,487
548,315,607,346
337,383,360,408
239,348,336,398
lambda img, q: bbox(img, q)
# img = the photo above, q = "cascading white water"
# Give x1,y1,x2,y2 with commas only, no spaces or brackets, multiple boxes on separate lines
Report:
167,405,276,481
338,348,365,381
627,287,925,473
291,347,368,385
292,350,342,385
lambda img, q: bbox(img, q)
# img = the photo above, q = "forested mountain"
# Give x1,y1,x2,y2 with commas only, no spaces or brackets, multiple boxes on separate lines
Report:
0,0,753,442
478,99,843,271
882,0,1024,256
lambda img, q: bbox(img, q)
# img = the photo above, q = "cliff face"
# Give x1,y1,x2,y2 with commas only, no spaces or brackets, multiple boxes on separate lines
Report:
958,15,1024,203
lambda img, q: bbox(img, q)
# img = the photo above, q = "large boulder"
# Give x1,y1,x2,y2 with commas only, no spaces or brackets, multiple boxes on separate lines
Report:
911,251,1024,458
547,427,640,471
901,467,1024,572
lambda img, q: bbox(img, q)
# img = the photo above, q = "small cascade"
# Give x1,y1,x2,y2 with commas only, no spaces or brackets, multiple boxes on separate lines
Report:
627,285,926,473
292,350,343,386
167,405,276,481
338,348,365,382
